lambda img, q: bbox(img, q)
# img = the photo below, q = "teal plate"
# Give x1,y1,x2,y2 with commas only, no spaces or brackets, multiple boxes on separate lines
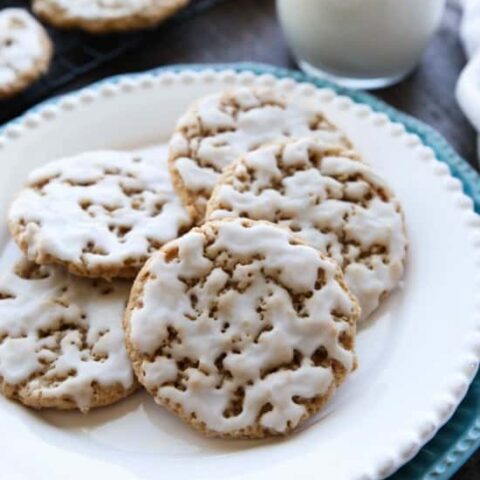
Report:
1,62,479,479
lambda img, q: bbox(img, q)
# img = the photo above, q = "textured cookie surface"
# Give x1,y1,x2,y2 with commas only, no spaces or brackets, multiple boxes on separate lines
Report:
0,8,53,99
206,138,407,321
0,247,136,411
125,219,360,438
33,0,190,33
168,87,352,221
9,147,193,279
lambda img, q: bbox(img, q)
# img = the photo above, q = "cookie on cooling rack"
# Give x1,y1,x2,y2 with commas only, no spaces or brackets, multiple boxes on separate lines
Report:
124,218,360,438
32,0,190,33
8,149,193,279
0,248,137,411
168,86,352,222
0,8,53,100
206,138,408,322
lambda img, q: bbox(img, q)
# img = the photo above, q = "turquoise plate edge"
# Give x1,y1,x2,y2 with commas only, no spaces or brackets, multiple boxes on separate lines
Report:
1,62,479,480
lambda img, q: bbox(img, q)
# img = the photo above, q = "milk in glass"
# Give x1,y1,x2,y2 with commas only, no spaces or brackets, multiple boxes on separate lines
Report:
277,0,446,89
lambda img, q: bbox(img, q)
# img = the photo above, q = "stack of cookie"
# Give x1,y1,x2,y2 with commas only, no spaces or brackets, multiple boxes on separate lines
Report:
0,1,191,100
0,86,407,439
0,147,192,411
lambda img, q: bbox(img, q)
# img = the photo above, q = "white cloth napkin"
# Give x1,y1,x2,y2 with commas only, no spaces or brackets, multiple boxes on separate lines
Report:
456,0,480,160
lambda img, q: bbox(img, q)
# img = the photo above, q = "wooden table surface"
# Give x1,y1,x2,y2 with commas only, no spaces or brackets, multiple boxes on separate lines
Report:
6,0,480,477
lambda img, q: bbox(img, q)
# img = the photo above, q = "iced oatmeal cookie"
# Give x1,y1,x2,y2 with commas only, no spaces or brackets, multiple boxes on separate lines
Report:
32,0,190,33
0,247,136,411
169,87,352,222
124,218,360,438
8,149,193,279
0,8,53,99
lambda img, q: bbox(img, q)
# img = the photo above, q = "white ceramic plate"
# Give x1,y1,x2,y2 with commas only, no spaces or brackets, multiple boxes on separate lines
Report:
1,68,480,480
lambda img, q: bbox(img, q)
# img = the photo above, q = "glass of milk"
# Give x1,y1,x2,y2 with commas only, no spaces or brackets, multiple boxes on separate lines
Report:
277,0,446,89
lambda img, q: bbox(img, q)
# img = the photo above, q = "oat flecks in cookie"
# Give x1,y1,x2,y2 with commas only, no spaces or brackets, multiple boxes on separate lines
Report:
125,219,360,439
33,0,190,33
0,8,53,99
168,86,352,222
0,247,136,411
206,138,408,322
8,149,193,279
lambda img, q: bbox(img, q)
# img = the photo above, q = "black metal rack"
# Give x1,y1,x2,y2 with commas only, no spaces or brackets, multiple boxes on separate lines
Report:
0,0,226,124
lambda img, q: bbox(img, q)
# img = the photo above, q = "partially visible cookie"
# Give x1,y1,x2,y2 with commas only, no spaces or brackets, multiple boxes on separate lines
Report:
206,138,407,322
0,247,136,411
0,8,53,99
168,87,352,222
125,218,360,438
32,0,190,33
8,148,193,279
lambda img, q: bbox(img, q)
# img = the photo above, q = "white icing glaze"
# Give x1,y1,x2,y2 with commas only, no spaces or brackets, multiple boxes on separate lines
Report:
0,9,50,90
9,146,192,277
33,0,188,21
0,245,134,411
169,86,351,217
128,219,359,435
206,138,407,321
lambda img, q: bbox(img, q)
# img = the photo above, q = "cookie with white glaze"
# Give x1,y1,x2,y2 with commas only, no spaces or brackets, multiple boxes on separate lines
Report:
9,149,193,279
0,8,53,99
0,247,137,411
206,138,407,322
32,0,190,33
168,86,352,222
124,218,360,438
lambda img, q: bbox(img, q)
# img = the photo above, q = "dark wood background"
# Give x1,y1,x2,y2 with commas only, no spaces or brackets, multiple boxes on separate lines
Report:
4,0,480,477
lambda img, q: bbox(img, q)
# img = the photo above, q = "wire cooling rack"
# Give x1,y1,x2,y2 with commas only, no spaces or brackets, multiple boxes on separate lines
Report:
0,0,227,124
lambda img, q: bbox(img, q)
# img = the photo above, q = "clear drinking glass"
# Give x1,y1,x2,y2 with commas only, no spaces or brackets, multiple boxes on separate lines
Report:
277,0,446,90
